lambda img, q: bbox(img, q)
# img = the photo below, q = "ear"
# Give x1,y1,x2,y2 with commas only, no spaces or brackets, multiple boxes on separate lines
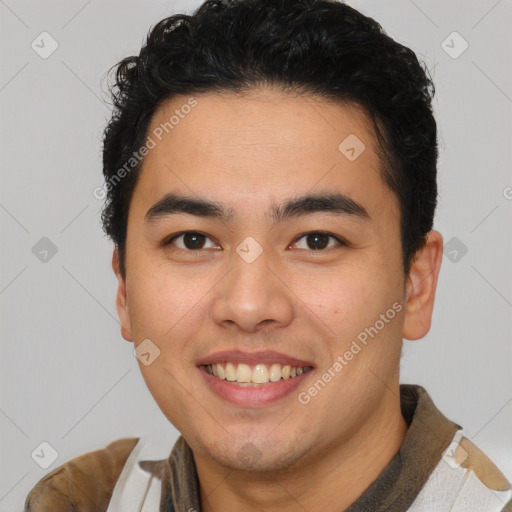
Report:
403,230,443,340
112,247,133,342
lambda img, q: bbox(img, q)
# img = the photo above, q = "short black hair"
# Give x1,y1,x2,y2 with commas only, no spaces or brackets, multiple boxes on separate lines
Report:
101,0,438,279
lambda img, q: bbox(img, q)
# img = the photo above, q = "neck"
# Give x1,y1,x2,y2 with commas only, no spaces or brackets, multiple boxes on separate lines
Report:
195,383,408,512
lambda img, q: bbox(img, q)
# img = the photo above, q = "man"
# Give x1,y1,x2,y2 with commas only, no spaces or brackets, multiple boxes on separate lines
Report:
25,0,511,510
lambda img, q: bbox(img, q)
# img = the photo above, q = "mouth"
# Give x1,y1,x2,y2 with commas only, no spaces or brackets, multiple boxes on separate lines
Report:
197,351,315,406
202,362,314,385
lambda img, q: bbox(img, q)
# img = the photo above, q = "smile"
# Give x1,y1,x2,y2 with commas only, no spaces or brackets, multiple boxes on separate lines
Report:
203,362,314,385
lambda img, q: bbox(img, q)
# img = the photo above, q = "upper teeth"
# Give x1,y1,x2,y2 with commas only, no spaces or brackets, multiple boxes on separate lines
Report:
204,363,310,384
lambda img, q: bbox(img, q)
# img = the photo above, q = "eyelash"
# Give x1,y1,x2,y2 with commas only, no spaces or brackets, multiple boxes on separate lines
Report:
162,230,347,253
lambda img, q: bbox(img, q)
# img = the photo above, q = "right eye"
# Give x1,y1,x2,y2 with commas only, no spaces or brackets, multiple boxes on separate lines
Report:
162,231,221,252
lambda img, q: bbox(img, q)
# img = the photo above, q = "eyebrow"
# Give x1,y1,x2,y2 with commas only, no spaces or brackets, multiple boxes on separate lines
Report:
144,191,370,225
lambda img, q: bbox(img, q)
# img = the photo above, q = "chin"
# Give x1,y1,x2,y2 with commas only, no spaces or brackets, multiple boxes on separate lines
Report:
196,430,313,473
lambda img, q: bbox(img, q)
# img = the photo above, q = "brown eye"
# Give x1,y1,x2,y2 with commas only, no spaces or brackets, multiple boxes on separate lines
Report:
162,230,346,253
164,231,220,251
291,231,345,251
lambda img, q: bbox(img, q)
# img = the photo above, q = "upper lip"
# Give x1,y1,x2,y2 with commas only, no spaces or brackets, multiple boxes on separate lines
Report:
196,350,314,368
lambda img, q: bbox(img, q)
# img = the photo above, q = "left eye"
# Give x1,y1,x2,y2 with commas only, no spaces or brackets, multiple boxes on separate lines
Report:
290,231,345,251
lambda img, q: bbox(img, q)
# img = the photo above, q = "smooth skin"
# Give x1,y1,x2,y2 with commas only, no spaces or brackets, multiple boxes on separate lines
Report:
112,86,443,512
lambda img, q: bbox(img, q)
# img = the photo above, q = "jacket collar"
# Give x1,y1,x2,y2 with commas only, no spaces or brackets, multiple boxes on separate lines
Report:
158,384,460,512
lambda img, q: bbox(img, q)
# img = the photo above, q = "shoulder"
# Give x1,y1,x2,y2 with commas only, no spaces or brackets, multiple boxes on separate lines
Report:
457,434,511,493
409,429,511,511
24,437,139,512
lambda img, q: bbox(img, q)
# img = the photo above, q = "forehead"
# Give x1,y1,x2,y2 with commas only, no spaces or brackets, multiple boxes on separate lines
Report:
135,87,397,223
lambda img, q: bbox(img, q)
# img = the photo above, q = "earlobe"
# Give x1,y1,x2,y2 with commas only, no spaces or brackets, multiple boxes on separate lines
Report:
403,230,444,341
112,248,133,342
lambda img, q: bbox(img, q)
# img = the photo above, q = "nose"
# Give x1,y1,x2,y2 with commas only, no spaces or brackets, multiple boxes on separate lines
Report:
210,244,295,334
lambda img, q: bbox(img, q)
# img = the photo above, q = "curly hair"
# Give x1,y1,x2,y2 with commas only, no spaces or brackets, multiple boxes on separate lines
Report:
101,0,438,278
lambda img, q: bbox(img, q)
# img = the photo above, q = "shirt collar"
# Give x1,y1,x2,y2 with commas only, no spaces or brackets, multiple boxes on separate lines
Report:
159,384,461,512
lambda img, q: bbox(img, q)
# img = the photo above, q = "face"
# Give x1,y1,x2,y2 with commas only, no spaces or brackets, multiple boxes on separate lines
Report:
113,87,438,473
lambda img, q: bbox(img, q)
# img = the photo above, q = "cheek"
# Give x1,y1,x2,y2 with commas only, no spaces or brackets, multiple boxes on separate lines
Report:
138,359,192,436
126,267,202,344
308,261,402,349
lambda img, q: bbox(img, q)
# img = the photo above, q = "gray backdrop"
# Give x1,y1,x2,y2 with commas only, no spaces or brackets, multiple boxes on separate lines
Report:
1,0,511,510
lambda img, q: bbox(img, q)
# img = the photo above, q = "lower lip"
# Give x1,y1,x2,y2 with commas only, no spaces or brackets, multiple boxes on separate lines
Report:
199,366,312,407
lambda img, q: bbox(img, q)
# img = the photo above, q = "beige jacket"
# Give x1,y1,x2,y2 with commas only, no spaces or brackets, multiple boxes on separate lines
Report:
25,385,512,511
